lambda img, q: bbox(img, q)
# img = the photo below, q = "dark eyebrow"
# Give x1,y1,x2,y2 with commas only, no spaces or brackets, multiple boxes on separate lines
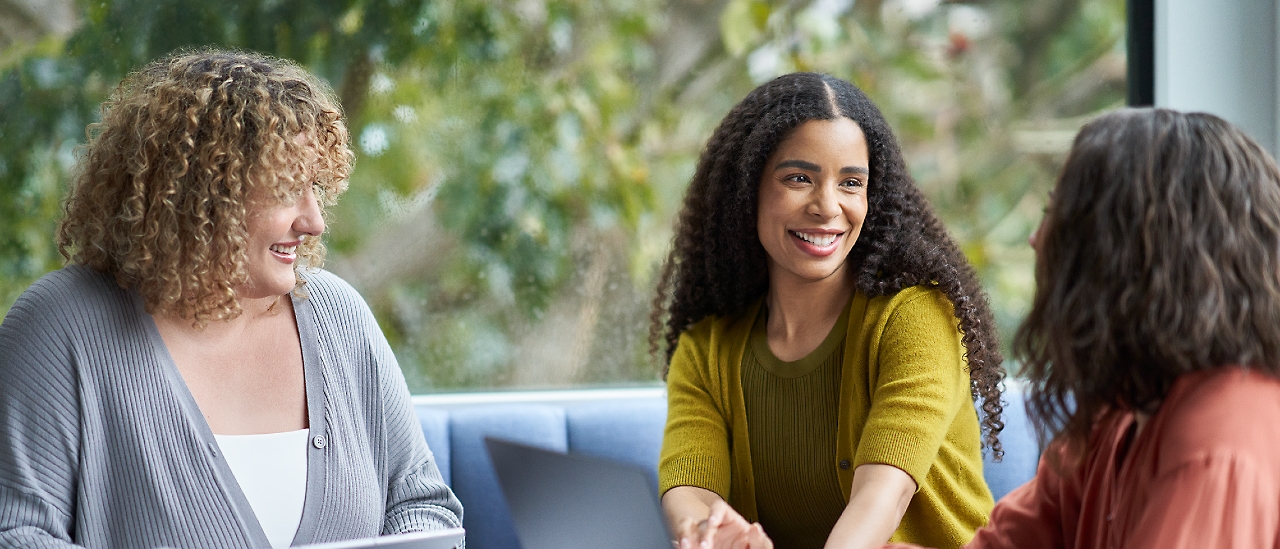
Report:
774,160,821,172
774,159,869,175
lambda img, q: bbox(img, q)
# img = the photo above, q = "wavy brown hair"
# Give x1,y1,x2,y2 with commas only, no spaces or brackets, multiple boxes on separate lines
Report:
650,72,1005,457
1016,108,1280,449
58,48,352,326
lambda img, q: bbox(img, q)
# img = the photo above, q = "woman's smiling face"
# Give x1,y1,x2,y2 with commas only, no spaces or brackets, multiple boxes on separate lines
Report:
239,182,325,301
756,117,870,287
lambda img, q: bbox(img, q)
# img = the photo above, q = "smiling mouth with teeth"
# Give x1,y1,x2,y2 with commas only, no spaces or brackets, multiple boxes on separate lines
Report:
790,231,841,247
270,244,298,255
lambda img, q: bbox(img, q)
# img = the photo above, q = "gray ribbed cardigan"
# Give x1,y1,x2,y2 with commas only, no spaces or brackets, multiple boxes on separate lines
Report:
0,265,464,548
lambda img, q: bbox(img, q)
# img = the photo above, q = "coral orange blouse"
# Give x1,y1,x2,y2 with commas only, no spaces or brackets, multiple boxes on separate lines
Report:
892,366,1280,549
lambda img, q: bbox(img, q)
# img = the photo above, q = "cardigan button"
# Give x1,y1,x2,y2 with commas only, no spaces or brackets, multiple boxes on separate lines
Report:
839,460,850,470
312,435,328,449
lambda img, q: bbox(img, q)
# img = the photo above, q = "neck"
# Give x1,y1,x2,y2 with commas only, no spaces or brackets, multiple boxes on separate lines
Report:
154,294,288,337
764,265,855,345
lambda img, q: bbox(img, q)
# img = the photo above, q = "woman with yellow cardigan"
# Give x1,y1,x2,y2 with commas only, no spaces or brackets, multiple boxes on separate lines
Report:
650,73,1004,549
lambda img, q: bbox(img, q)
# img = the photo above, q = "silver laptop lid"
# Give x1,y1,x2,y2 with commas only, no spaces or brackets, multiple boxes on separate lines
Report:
296,528,465,549
484,437,674,549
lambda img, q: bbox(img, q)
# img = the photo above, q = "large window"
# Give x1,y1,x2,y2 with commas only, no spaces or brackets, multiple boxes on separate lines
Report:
0,0,1126,391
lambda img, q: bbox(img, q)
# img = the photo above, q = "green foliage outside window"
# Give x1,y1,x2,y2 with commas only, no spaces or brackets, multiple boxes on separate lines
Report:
0,0,1125,391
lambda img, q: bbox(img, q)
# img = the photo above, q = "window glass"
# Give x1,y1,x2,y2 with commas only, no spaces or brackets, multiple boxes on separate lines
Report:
0,0,1125,391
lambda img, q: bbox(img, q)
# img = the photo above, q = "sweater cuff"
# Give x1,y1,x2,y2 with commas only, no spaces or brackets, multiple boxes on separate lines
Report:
853,430,937,491
659,453,730,500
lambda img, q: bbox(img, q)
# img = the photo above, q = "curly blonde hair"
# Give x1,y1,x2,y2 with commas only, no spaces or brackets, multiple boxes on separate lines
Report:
58,48,353,326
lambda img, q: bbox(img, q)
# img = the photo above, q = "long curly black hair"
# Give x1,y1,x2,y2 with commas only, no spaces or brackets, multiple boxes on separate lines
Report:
650,72,1005,457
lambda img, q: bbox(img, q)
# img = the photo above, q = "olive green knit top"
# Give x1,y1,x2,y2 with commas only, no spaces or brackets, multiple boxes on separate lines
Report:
659,287,994,549
743,303,850,549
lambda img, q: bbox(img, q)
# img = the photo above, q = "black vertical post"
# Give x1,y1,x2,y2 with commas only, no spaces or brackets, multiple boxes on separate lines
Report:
1127,0,1156,106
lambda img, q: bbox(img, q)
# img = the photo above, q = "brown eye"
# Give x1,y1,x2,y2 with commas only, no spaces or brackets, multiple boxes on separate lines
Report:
784,174,810,184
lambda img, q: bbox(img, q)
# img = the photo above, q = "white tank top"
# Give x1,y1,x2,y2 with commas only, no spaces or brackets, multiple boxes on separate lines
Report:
214,429,310,549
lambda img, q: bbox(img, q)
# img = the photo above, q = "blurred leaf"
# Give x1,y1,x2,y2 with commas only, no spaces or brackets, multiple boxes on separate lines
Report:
720,0,768,56
1,0,1126,388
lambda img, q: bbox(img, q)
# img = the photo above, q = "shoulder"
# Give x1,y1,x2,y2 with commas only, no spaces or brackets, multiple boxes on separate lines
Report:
12,265,123,309
866,285,955,319
297,268,369,312
295,268,383,347
860,285,960,337
674,301,760,359
0,265,129,390
2,265,128,334
668,301,761,392
296,268,382,328
1154,367,1280,470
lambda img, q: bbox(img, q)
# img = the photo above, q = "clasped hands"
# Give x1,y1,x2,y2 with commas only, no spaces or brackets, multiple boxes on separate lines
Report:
673,500,773,549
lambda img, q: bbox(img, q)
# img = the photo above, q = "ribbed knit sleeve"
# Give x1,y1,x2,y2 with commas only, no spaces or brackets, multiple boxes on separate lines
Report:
0,272,82,548
380,356,465,536
658,321,734,499
853,288,968,486
850,287,991,549
297,271,464,541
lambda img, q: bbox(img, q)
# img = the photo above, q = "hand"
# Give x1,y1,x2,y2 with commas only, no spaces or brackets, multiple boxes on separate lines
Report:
674,500,773,549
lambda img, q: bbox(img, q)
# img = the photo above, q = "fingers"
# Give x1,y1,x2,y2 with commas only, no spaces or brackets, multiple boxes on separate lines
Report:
675,501,774,549
748,523,773,549
702,501,729,545
716,521,772,549
674,517,703,549
706,502,773,549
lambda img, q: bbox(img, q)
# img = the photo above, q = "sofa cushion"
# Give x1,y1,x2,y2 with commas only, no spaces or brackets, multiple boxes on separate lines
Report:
416,407,452,485
416,385,1042,549
564,398,668,492
982,382,1041,500
447,404,569,549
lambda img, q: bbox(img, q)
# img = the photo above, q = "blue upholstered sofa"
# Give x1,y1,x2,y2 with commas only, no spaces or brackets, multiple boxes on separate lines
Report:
414,383,1040,549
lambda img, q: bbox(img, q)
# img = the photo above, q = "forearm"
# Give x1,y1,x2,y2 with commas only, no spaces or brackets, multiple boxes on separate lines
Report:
383,463,464,535
662,485,722,535
0,485,82,549
824,464,916,549
0,529,84,549
663,486,773,549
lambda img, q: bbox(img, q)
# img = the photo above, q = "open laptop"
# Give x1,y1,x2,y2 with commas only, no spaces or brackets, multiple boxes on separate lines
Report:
484,437,674,549
298,528,465,549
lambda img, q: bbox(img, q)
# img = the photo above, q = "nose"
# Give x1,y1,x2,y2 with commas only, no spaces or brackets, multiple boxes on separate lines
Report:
1024,213,1044,252
1029,215,1046,252
294,185,326,237
806,181,840,219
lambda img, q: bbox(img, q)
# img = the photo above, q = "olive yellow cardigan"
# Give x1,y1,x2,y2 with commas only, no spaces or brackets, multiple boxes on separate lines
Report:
658,286,993,549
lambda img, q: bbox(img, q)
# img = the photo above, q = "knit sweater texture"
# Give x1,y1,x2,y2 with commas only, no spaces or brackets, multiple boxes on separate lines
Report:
658,286,993,549
0,265,464,548
742,303,849,549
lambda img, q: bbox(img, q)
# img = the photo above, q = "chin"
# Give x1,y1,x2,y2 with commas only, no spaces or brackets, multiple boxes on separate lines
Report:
270,279,298,296
800,263,848,282
240,278,298,301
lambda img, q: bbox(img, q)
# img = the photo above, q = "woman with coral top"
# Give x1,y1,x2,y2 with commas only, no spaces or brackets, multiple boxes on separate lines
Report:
650,72,1006,549
890,108,1280,549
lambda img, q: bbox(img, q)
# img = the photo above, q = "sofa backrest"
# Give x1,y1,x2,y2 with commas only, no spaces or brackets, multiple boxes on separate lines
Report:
414,383,1039,549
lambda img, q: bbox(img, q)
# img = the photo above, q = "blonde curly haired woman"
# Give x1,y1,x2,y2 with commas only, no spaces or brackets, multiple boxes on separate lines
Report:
0,49,463,548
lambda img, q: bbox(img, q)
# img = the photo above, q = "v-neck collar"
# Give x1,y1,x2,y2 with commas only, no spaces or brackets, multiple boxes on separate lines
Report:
137,289,329,548
290,289,330,545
